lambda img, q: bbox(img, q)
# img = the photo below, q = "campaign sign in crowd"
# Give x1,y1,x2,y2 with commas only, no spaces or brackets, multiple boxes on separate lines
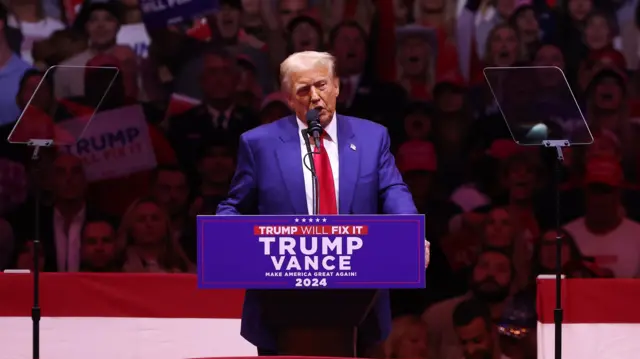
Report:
197,215,426,289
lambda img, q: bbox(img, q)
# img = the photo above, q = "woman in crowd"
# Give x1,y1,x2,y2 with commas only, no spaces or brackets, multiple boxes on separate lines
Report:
384,315,429,359
118,197,194,273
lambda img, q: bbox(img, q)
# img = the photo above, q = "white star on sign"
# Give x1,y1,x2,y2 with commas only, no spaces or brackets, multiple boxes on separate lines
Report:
315,218,320,223
302,218,306,222
294,218,299,222
322,218,327,222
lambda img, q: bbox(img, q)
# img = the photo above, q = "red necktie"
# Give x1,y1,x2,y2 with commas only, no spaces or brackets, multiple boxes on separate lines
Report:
313,132,338,214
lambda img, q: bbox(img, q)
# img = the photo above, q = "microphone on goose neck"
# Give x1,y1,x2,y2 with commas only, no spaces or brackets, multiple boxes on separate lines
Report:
305,107,322,149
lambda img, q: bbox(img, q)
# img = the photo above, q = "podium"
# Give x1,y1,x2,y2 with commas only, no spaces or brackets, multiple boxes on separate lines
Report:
197,214,426,357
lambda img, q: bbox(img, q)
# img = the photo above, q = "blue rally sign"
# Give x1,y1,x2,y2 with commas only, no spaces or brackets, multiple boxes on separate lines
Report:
197,215,425,289
140,0,219,29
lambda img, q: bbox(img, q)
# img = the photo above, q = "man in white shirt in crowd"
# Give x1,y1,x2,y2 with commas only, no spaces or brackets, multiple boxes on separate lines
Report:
423,248,514,359
564,155,640,278
452,298,511,359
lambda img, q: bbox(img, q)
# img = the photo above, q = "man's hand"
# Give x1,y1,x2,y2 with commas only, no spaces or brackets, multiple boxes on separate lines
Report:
425,239,430,269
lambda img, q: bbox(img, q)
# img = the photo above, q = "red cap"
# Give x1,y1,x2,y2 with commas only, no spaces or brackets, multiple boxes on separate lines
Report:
396,140,437,173
588,48,627,71
585,155,623,187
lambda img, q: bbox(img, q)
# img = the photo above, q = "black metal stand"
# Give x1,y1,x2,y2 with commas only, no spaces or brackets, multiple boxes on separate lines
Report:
301,129,319,215
27,139,52,359
543,139,569,359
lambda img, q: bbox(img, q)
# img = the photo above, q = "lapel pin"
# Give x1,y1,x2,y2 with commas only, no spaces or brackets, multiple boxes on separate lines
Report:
350,144,356,151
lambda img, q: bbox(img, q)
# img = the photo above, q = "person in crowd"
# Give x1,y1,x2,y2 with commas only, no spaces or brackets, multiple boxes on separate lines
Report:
481,207,531,291
483,151,547,239
395,24,438,101
331,20,407,126
167,46,257,183
383,315,429,359
14,239,44,271
452,298,513,359
80,218,121,272
483,23,522,68
192,143,236,215
116,0,150,59
5,0,64,64
423,248,515,359
54,0,130,98
118,197,194,273
509,4,542,61
236,54,263,103
38,28,88,68
258,91,291,124
149,165,197,261
8,153,108,272
532,42,565,68
0,2,31,127
286,14,323,54
563,155,640,278
530,228,612,279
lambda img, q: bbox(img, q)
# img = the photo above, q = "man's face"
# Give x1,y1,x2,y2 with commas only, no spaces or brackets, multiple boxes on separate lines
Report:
52,154,87,201
489,27,518,67
291,22,321,53
585,16,610,51
279,0,308,30
217,4,241,39
331,26,367,76
455,318,494,359
534,45,565,69
85,9,119,48
484,208,514,247
496,0,515,19
242,0,261,16
199,147,236,185
153,170,189,216
81,221,116,269
568,0,592,21
504,163,536,201
470,252,512,303
201,54,238,101
515,8,539,42
287,64,339,126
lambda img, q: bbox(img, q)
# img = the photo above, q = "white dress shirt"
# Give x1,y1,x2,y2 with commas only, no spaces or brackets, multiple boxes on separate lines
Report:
297,112,340,215
207,106,234,129
53,205,86,272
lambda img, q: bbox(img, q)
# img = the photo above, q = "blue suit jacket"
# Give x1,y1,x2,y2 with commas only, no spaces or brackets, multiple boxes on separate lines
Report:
216,114,418,349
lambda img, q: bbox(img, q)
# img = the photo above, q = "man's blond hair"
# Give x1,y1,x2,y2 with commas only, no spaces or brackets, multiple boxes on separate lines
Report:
280,51,336,91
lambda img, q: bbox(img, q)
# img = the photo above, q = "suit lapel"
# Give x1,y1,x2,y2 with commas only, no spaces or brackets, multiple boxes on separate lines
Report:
276,116,307,214
337,115,359,214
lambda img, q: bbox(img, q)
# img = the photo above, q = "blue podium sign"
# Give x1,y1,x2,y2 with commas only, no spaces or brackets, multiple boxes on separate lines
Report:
197,215,425,289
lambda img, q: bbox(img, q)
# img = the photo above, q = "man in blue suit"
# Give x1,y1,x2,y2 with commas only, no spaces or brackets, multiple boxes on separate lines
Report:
216,51,429,356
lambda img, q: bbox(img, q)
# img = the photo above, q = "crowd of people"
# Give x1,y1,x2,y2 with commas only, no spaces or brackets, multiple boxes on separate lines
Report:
0,0,639,358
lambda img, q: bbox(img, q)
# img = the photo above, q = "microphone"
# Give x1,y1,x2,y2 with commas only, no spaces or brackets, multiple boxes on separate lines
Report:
305,108,322,149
